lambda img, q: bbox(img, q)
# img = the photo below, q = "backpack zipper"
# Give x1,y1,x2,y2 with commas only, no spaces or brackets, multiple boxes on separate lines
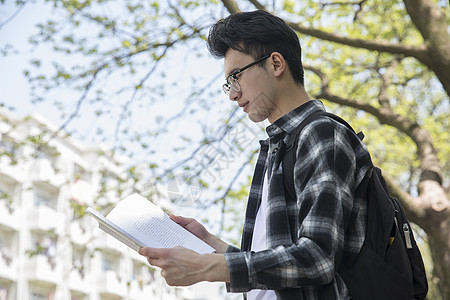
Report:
403,223,413,249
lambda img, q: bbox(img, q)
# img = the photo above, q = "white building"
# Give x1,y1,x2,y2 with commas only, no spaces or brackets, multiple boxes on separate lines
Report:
0,108,223,300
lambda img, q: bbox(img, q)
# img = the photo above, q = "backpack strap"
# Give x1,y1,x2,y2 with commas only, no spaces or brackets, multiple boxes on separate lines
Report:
283,111,363,203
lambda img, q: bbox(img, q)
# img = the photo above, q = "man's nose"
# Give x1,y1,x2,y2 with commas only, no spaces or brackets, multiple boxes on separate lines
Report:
228,88,240,101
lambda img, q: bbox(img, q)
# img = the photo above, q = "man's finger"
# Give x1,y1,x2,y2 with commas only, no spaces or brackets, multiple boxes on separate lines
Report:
170,214,191,226
138,247,165,259
147,257,162,267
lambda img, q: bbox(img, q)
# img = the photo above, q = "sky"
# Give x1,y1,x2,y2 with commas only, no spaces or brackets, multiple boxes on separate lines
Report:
0,2,58,118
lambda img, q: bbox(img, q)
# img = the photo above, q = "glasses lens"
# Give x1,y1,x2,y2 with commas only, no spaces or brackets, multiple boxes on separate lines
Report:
222,83,230,95
229,77,240,92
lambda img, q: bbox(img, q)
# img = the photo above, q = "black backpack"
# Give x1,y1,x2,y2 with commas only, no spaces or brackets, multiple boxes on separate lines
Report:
282,111,428,300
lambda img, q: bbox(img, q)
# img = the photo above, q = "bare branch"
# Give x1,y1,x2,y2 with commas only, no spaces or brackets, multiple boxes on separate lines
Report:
159,107,241,179
247,0,266,11
215,149,257,236
320,0,365,5
221,0,240,14
375,56,400,109
0,0,28,30
113,46,169,154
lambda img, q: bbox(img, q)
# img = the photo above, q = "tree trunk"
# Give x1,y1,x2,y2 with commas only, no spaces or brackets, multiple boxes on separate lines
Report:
422,206,450,299
403,0,450,97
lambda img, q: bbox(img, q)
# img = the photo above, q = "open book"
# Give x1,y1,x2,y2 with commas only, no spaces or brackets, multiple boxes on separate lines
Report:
86,193,215,254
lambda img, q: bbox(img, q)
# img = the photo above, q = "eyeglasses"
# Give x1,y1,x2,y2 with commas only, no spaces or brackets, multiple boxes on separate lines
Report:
222,54,271,95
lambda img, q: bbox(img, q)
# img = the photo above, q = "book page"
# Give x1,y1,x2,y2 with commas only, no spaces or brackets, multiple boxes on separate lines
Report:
90,193,214,254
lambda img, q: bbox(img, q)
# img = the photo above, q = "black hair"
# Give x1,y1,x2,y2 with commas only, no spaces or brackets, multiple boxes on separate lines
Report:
207,10,304,86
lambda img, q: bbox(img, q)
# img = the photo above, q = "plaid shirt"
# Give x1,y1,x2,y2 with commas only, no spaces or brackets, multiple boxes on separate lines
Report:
224,100,373,299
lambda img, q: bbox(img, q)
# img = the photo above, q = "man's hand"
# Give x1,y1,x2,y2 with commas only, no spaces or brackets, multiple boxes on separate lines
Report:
138,246,230,286
170,215,229,253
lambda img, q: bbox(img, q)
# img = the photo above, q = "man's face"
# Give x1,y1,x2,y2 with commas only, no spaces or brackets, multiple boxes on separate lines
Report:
223,49,280,123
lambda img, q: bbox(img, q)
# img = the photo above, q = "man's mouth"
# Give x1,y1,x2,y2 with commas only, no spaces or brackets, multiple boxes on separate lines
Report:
239,101,249,112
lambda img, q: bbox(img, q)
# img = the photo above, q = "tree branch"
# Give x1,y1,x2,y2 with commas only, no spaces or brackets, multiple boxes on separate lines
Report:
305,64,443,185
215,149,257,236
287,21,429,63
221,0,240,14
247,0,266,11
113,46,169,154
0,0,28,30
382,172,427,223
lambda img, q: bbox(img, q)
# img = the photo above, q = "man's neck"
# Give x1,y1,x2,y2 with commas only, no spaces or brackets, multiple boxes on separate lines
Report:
268,83,310,123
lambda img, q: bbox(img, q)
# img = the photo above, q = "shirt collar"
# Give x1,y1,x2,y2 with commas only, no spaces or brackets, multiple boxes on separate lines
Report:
265,100,326,138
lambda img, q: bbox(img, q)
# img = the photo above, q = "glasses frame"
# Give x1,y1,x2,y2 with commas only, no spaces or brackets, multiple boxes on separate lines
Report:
222,54,271,95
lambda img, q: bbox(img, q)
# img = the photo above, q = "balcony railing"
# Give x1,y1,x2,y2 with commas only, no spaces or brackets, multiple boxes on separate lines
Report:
70,220,91,246
69,267,90,294
0,200,19,231
96,270,127,297
25,254,62,284
0,249,17,281
93,231,127,253
27,206,65,234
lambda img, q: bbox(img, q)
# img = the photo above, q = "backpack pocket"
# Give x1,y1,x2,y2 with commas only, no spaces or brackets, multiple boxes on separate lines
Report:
385,221,414,282
342,243,415,300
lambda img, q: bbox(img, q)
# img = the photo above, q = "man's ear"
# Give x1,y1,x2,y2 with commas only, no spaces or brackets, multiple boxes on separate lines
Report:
270,52,286,77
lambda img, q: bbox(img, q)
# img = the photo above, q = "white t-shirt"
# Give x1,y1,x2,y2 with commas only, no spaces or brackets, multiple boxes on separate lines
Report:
247,172,277,300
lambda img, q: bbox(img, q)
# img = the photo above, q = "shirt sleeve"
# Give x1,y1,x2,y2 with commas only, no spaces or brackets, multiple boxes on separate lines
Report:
224,118,371,292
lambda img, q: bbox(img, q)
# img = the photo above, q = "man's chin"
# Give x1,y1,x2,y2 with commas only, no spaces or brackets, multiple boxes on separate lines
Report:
248,112,267,123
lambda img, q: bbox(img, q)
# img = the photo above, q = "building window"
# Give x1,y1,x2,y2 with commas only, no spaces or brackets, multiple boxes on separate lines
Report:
0,231,14,266
29,282,55,300
102,255,115,272
0,173,19,214
35,145,60,172
101,251,121,282
73,163,91,183
29,234,57,270
0,284,10,300
33,182,58,210
132,260,144,289
132,260,155,289
70,291,86,300
0,134,16,162
30,290,54,300
72,246,86,279
30,293,45,300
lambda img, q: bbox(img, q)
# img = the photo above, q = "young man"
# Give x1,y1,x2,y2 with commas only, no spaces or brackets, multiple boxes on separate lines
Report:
139,10,372,299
